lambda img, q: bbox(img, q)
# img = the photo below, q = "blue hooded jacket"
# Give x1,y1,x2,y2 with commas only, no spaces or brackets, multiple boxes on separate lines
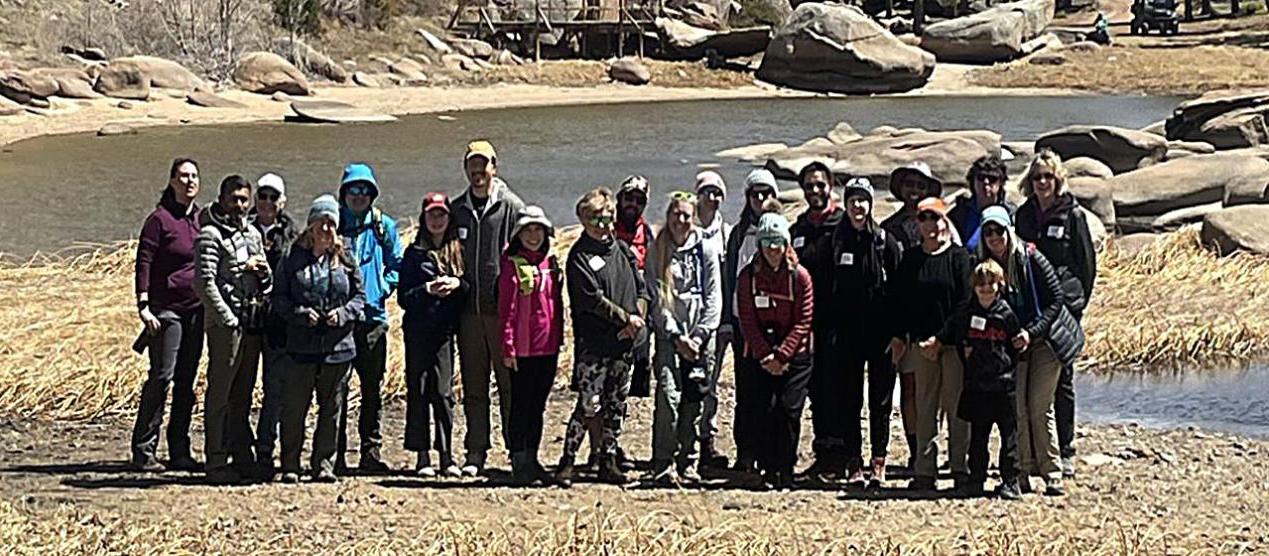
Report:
338,163,403,325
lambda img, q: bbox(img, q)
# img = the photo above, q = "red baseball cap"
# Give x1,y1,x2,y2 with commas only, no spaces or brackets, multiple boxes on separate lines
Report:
422,192,450,213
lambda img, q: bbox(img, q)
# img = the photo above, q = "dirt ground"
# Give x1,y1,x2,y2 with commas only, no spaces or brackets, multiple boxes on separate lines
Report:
2,375,1267,553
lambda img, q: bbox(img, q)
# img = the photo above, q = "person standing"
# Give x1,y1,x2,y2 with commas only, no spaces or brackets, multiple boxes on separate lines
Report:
831,177,902,489
789,161,847,481
195,174,271,484
334,163,403,474
737,213,814,491
250,172,299,475
274,195,366,484
722,169,780,474
452,140,526,477
399,192,468,479
692,170,732,469
498,206,564,487
1013,149,1097,479
890,197,973,492
131,158,204,473
606,175,656,471
647,192,722,485
556,188,649,487
948,155,1015,252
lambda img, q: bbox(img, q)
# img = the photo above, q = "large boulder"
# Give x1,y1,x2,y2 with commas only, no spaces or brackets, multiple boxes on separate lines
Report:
1064,156,1114,180
451,38,496,60
756,3,935,94
1201,205,1269,256
272,38,348,83
233,52,311,96
1109,154,1269,217
608,58,651,85
286,100,397,123
0,70,60,103
93,64,151,100
764,126,1001,192
1036,125,1168,174
665,0,733,30
655,18,771,60
99,56,205,92
1166,90,1269,149
1068,177,1116,228
920,0,1055,63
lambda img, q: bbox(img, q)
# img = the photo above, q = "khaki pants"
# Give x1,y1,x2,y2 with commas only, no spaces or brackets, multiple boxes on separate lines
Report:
458,313,512,466
1016,342,1062,481
204,325,262,471
903,346,970,480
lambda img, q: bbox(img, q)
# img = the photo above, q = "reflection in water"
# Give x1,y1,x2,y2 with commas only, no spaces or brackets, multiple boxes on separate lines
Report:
1077,366,1269,438
0,96,1180,255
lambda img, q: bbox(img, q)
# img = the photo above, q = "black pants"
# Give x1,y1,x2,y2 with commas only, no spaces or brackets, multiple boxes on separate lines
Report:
841,333,897,469
338,321,388,467
403,329,455,466
131,308,203,464
1056,362,1076,458
628,341,652,398
962,391,1019,485
749,354,813,475
731,335,757,462
808,327,844,462
509,355,558,462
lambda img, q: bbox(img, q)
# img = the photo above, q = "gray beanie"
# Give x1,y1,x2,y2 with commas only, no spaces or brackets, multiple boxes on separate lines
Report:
308,194,340,227
745,168,780,195
756,212,791,245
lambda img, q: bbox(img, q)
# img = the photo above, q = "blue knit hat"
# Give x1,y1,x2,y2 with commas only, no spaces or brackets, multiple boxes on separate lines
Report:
756,212,790,246
308,194,340,227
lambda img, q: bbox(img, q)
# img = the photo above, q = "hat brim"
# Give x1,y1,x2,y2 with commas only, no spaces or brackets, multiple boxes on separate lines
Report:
513,217,555,238
889,168,943,198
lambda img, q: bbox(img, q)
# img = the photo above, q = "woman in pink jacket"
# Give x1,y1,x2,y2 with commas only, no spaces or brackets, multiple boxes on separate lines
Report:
498,205,565,486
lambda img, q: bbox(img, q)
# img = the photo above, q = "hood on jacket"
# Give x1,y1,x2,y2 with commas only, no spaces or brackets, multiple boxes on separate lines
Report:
339,163,380,202
159,186,199,217
456,177,512,214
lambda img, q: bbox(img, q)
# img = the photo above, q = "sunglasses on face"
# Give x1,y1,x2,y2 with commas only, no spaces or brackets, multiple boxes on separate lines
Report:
699,187,723,199
257,192,279,202
759,238,787,249
803,180,831,190
976,174,1004,185
982,225,1006,238
1033,172,1057,182
748,189,774,200
669,190,698,203
346,185,371,196
916,211,941,223
588,215,614,227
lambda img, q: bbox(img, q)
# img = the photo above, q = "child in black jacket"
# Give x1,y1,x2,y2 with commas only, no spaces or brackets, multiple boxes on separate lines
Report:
938,258,1024,500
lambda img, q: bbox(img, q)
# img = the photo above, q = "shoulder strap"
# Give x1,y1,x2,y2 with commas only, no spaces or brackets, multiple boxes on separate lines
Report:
370,207,387,247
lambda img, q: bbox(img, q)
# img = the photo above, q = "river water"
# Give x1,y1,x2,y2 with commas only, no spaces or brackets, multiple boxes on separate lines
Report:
1077,366,1269,438
0,95,1180,256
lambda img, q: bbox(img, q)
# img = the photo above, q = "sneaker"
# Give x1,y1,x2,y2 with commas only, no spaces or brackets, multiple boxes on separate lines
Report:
907,477,936,491
868,457,887,489
279,471,301,484
1044,479,1067,497
359,457,391,475
166,455,201,473
1060,456,1076,478
775,471,795,491
598,455,629,485
997,481,1023,501
615,447,636,472
416,466,437,478
700,440,729,469
845,467,868,489
205,467,241,485
312,468,338,483
460,464,482,478
678,466,702,483
760,471,778,491
442,465,463,478
130,457,165,473
732,454,757,474
801,458,841,482
650,466,679,486
555,462,576,489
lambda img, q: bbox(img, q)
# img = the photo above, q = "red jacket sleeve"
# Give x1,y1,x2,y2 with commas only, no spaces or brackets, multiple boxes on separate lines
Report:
736,265,773,361
774,266,814,363
497,255,519,360
134,213,161,300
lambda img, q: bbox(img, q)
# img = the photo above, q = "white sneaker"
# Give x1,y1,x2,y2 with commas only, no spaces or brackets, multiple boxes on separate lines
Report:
416,466,437,478
461,464,481,477
442,465,463,478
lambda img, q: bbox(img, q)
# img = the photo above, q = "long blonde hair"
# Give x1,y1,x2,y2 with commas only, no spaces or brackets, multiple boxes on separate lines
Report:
296,221,354,269
1022,148,1069,198
651,198,697,305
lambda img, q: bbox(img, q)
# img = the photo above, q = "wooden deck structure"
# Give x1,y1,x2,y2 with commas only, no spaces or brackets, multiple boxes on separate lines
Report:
447,0,665,59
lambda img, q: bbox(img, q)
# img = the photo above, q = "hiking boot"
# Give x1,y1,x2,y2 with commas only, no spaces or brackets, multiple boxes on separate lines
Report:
868,457,887,489
359,457,391,475
1044,478,1067,497
700,440,729,469
907,477,936,492
1061,456,1076,478
598,455,629,485
997,481,1023,501
166,455,201,473
951,473,971,492
555,458,576,489
312,468,339,483
130,457,165,473
615,447,635,472
279,471,301,484
801,458,842,482
957,481,986,498
775,470,795,491
732,454,757,474
1019,477,1034,494
511,452,533,486
205,466,241,485
845,467,868,489
760,470,778,491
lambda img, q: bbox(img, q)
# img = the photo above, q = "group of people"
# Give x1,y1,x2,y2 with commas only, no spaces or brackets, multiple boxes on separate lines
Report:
129,139,1096,497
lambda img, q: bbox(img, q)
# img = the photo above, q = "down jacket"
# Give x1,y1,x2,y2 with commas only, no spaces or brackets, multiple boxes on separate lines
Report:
195,203,270,330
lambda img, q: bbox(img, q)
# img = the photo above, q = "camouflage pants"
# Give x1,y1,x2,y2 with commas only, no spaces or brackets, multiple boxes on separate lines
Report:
562,354,632,459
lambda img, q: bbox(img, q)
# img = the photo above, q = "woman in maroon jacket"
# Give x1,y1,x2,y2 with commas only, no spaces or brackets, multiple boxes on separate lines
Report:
130,158,204,472
737,212,814,491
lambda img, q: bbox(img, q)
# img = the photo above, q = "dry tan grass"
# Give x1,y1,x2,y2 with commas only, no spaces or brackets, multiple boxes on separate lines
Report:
0,225,1263,421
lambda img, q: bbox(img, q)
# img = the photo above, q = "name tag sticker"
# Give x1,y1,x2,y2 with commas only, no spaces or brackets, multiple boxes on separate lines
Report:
838,253,854,266
588,256,606,271
1046,225,1065,239
458,227,469,240
755,295,771,309
970,316,987,331
792,237,806,248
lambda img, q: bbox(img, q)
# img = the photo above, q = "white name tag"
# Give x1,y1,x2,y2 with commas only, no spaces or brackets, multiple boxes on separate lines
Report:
838,252,854,266
1046,225,1065,239
792,236,806,249
970,316,987,331
458,227,469,240
588,256,606,271
754,295,771,309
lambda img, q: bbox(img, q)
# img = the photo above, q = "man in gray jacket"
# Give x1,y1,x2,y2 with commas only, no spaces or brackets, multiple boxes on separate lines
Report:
195,175,271,484
451,140,526,476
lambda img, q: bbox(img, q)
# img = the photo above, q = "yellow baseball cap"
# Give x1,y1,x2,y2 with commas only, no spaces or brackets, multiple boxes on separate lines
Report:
465,140,497,162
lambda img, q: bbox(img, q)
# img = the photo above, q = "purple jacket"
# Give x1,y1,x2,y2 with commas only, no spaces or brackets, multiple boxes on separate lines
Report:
135,188,202,312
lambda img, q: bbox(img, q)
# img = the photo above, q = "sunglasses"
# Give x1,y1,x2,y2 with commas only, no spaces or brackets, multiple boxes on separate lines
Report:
748,189,774,200
1033,172,1058,182
916,211,942,223
588,215,614,227
669,190,698,203
699,186,723,199
803,180,831,190
982,225,1006,238
759,238,787,249
346,185,372,196
975,174,1005,184
257,192,280,202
